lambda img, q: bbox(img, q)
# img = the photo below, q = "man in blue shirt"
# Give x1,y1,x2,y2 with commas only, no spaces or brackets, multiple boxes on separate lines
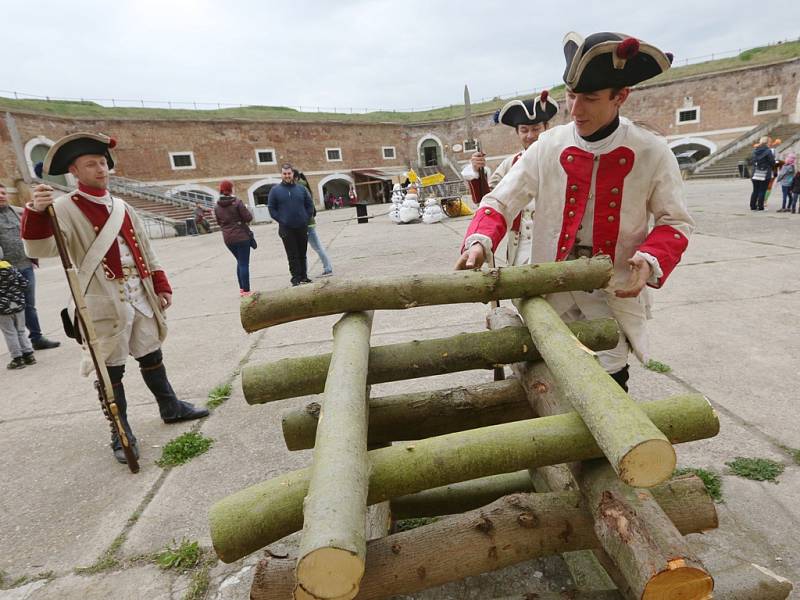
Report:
268,163,315,286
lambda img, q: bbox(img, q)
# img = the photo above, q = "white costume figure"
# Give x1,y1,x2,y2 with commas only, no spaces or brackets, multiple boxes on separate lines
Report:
422,197,444,223
389,183,404,223
398,186,422,224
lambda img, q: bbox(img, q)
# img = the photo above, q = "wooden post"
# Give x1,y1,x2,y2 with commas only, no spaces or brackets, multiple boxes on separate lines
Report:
241,257,613,331
209,394,718,563
295,312,373,600
243,319,619,404
516,297,675,488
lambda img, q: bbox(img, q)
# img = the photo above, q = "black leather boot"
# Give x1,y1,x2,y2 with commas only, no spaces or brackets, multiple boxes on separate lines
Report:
107,364,140,464
609,364,630,392
136,349,209,423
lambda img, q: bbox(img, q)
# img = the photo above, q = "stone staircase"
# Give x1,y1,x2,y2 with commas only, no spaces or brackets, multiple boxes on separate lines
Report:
108,176,219,234
691,122,800,179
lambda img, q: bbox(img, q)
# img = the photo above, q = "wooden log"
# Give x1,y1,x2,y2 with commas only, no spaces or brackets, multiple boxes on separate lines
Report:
250,479,717,600
243,319,619,404
490,307,715,598
240,257,613,331
282,379,533,451
209,394,719,563
581,460,714,599
390,471,534,519
516,297,675,488
295,312,373,600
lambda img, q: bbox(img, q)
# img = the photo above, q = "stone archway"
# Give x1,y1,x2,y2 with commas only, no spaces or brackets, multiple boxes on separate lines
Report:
318,173,353,210
416,134,444,167
668,137,718,162
247,177,282,221
24,136,73,187
168,183,218,207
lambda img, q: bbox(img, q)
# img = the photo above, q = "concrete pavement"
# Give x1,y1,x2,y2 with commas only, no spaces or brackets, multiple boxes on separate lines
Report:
1,179,798,599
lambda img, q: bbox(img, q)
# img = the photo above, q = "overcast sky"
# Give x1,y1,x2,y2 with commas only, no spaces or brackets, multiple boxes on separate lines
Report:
3,1,799,112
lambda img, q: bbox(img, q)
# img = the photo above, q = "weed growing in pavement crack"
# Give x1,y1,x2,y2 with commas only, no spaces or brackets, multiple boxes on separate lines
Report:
674,467,723,502
726,457,785,483
156,539,202,571
157,432,213,467
645,359,671,373
206,383,232,410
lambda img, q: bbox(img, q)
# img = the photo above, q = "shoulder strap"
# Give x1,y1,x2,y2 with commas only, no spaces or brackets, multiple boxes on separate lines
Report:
77,195,126,295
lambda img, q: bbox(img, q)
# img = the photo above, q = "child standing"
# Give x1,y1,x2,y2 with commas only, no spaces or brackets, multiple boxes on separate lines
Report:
0,249,36,369
776,153,796,212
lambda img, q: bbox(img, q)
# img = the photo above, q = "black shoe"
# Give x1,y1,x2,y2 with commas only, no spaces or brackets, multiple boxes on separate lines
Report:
22,352,36,365
7,357,26,370
32,337,60,350
162,401,209,424
111,436,140,464
299,278,313,284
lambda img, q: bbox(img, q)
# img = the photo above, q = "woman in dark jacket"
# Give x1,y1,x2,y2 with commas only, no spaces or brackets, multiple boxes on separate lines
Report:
214,180,254,296
750,137,776,211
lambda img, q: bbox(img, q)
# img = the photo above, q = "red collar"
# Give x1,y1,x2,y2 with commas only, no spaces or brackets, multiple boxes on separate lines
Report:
78,182,109,197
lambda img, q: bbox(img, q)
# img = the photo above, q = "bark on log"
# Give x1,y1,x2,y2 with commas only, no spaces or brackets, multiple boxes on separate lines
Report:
243,319,619,404
581,460,714,600
295,312,373,600
209,394,719,563
516,297,675,488
241,257,613,332
250,480,716,600
282,379,533,451
390,470,534,519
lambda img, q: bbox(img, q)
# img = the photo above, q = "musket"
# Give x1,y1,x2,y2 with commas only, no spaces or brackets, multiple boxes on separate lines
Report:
46,203,140,473
464,85,504,381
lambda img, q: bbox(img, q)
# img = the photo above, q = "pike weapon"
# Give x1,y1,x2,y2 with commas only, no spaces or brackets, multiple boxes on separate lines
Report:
465,84,504,381
46,204,140,473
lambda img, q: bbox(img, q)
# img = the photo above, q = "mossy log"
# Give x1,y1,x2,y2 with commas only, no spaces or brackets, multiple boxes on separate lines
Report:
209,394,719,563
517,297,675,488
243,319,619,404
295,312,373,600
282,379,533,451
249,479,716,600
390,470,534,519
240,257,613,331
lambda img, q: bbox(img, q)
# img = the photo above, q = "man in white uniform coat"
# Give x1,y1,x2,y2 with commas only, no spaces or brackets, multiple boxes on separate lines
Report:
456,32,694,391
461,91,559,265
22,133,208,463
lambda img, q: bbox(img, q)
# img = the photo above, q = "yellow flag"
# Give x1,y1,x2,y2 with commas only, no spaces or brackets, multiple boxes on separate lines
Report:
406,169,419,183
421,172,446,186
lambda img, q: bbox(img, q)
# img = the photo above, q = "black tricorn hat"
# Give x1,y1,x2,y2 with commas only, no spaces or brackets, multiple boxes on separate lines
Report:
498,90,559,128
562,32,673,93
43,132,116,176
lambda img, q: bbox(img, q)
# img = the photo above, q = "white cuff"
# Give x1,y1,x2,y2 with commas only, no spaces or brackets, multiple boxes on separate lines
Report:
635,251,662,285
463,234,494,264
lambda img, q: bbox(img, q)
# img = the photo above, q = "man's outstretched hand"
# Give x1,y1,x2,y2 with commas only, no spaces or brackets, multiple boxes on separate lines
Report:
455,243,486,270
615,255,652,298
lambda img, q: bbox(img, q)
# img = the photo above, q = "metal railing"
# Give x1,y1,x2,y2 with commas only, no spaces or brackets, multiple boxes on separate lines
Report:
692,117,786,174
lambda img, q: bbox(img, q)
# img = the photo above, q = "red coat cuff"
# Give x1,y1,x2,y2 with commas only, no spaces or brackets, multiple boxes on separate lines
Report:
462,207,508,252
638,225,689,288
20,207,54,240
151,270,172,295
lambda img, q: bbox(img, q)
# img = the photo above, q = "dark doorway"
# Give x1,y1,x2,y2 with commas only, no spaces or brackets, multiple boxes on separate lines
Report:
423,145,438,166
253,184,277,206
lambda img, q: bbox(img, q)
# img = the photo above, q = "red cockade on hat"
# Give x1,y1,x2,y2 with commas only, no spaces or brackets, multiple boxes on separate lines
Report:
616,38,640,60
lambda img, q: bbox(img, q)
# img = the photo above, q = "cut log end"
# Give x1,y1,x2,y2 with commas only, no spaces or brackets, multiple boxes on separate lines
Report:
642,566,713,600
619,438,676,488
296,547,364,600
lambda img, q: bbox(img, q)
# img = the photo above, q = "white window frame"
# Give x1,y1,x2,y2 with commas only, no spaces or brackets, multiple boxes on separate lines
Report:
169,151,196,170
382,146,396,160
753,94,782,115
255,148,277,165
675,107,700,124
325,147,343,162
463,139,478,153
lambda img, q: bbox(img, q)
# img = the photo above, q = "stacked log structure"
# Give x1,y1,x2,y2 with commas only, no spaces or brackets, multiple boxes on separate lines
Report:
205,258,791,600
